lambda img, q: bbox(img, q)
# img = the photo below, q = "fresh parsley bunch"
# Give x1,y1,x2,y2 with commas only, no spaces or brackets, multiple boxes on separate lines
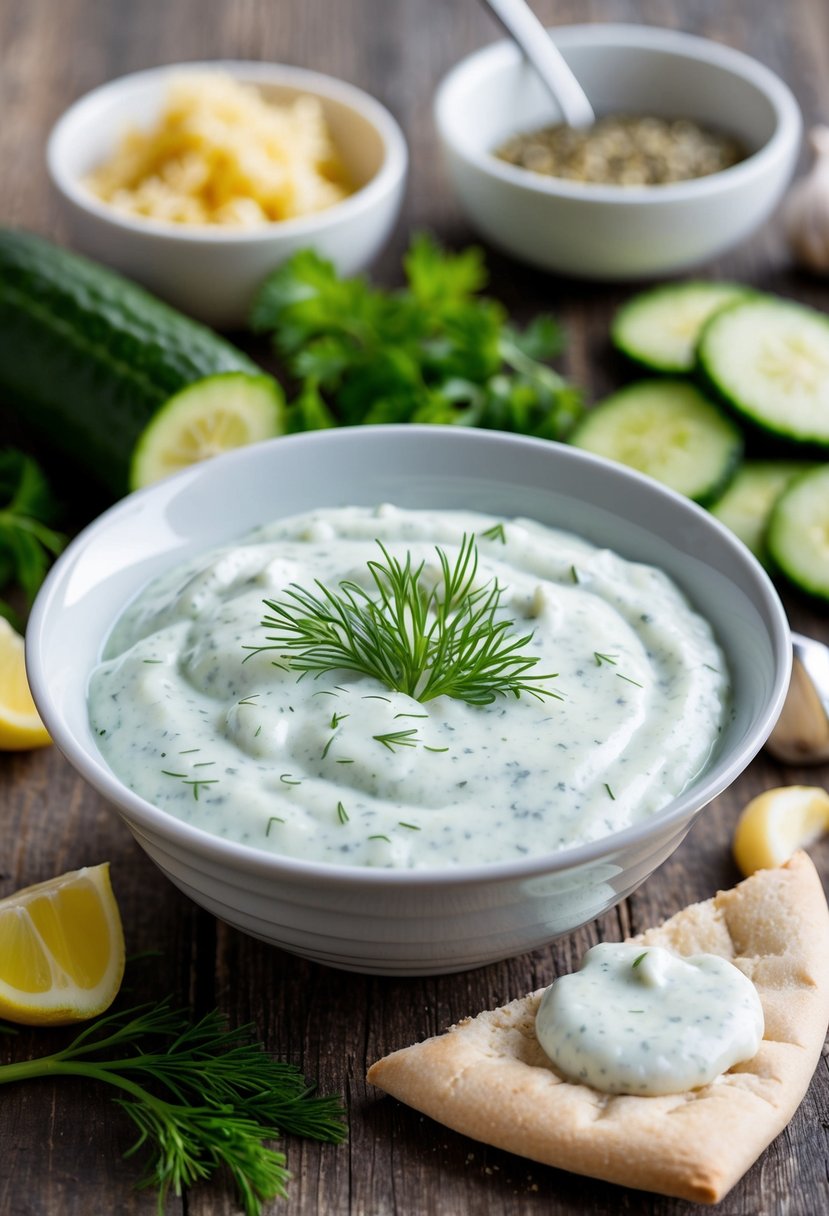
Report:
250,234,582,437
0,450,66,625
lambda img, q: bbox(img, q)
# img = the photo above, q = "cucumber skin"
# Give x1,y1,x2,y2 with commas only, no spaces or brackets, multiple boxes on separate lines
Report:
696,296,829,451
612,281,751,375
767,467,829,603
0,228,266,495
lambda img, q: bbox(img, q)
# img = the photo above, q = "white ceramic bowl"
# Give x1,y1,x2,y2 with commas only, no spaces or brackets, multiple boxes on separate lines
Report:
27,427,790,975
434,24,802,279
47,61,408,327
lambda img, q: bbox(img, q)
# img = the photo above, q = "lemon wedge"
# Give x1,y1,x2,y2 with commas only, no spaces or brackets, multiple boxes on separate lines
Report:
0,616,50,750
733,785,829,877
0,863,125,1025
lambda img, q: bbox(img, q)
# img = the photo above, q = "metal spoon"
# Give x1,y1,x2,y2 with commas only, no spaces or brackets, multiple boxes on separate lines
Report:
765,632,829,765
479,0,595,128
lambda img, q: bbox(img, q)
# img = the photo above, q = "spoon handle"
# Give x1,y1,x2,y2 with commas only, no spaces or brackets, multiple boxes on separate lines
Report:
480,0,595,128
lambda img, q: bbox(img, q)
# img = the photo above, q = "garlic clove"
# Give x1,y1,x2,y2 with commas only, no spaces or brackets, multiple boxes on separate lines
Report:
784,124,829,273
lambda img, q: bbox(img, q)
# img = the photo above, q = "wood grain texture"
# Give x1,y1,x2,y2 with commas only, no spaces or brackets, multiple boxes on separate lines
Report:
0,1,827,1214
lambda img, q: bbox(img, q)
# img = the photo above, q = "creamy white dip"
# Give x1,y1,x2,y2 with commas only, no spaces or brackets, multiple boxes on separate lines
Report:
535,942,764,1094
88,505,728,868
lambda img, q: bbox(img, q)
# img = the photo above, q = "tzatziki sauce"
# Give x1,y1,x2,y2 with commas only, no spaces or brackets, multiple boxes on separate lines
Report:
88,505,729,869
535,942,764,1094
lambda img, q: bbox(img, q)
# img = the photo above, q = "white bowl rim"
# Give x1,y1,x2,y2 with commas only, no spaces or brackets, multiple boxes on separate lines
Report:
434,22,802,206
27,425,792,891
47,59,409,244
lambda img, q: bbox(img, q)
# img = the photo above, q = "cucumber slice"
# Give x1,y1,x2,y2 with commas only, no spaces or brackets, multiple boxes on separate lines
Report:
709,461,818,563
129,372,284,490
612,281,749,373
767,466,829,600
698,296,829,447
569,379,742,505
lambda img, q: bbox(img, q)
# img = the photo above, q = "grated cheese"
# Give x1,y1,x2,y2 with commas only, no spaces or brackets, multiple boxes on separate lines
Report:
85,71,352,227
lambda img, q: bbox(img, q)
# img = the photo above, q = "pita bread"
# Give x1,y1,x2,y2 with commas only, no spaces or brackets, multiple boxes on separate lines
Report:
367,852,829,1204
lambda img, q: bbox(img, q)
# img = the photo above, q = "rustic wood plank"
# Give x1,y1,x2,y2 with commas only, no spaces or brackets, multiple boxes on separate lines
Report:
0,1,827,1214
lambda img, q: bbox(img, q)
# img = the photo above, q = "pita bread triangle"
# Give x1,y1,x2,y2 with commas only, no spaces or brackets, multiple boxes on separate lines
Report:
367,852,829,1204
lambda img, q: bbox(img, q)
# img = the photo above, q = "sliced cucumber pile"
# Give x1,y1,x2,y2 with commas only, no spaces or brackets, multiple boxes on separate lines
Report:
611,281,749,373
604,281,829,585
569,379,742,505
767,466,829,601
709,461,818,564
698,296,829,447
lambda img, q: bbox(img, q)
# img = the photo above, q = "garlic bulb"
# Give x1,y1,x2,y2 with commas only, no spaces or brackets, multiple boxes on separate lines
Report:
784,125,829,273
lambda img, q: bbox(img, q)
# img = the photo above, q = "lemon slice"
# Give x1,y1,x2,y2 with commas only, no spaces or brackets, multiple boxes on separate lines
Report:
733,785,829,877
0,863,125,1025
0,616,51,750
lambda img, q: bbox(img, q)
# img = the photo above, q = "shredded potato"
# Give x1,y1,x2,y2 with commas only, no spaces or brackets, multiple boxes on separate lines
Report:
85,71,352,227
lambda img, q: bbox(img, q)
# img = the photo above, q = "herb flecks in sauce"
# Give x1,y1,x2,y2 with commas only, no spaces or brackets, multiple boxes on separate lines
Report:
89,506,728,869
535,942,764,1095
482,522,507,544
594,651,618,667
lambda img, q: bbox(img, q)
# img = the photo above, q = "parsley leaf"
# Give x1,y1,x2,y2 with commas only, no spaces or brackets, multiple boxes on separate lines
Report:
0,450,66,624
250,235,582,438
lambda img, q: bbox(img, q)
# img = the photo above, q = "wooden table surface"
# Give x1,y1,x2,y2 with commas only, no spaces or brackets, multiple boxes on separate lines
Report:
1,1,828,1213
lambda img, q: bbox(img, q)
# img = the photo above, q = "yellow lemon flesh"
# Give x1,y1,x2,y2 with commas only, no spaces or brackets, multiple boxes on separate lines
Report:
0,863,125,1025
733,785,829,877
0,616,50,749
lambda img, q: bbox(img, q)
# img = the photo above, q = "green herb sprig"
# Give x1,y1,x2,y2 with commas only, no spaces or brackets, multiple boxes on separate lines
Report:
0,449,66,625
250,235,582,439
0,1001,346,1215
251,534,560,707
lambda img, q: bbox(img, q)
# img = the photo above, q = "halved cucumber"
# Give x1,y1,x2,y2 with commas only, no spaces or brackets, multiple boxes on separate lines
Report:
698,295,829,447
767,465,829,600
569,380,742,505
612,281,749,373
0,228,286,497
129,372,284,490
709,461,818,564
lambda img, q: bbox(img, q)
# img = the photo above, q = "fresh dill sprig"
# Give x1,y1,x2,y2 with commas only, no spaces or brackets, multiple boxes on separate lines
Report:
0,1001,346,1215
252,535,560,707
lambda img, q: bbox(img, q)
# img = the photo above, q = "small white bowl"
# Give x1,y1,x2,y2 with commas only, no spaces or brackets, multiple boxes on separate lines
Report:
27,427,791,975
434,24,802,279
47,61,408,327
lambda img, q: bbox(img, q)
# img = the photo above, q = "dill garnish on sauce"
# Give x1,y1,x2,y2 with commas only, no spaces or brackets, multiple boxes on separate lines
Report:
248,534,560,708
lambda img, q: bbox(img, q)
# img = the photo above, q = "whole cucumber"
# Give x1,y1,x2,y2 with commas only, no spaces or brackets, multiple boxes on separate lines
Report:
0,228,278,494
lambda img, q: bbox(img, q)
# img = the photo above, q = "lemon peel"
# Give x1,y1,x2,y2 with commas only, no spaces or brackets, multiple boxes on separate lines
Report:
0,616,50,750
0,863,125,1025
732,784,829,877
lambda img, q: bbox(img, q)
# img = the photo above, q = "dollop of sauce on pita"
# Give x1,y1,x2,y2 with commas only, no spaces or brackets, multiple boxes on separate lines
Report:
535,942,764,1095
